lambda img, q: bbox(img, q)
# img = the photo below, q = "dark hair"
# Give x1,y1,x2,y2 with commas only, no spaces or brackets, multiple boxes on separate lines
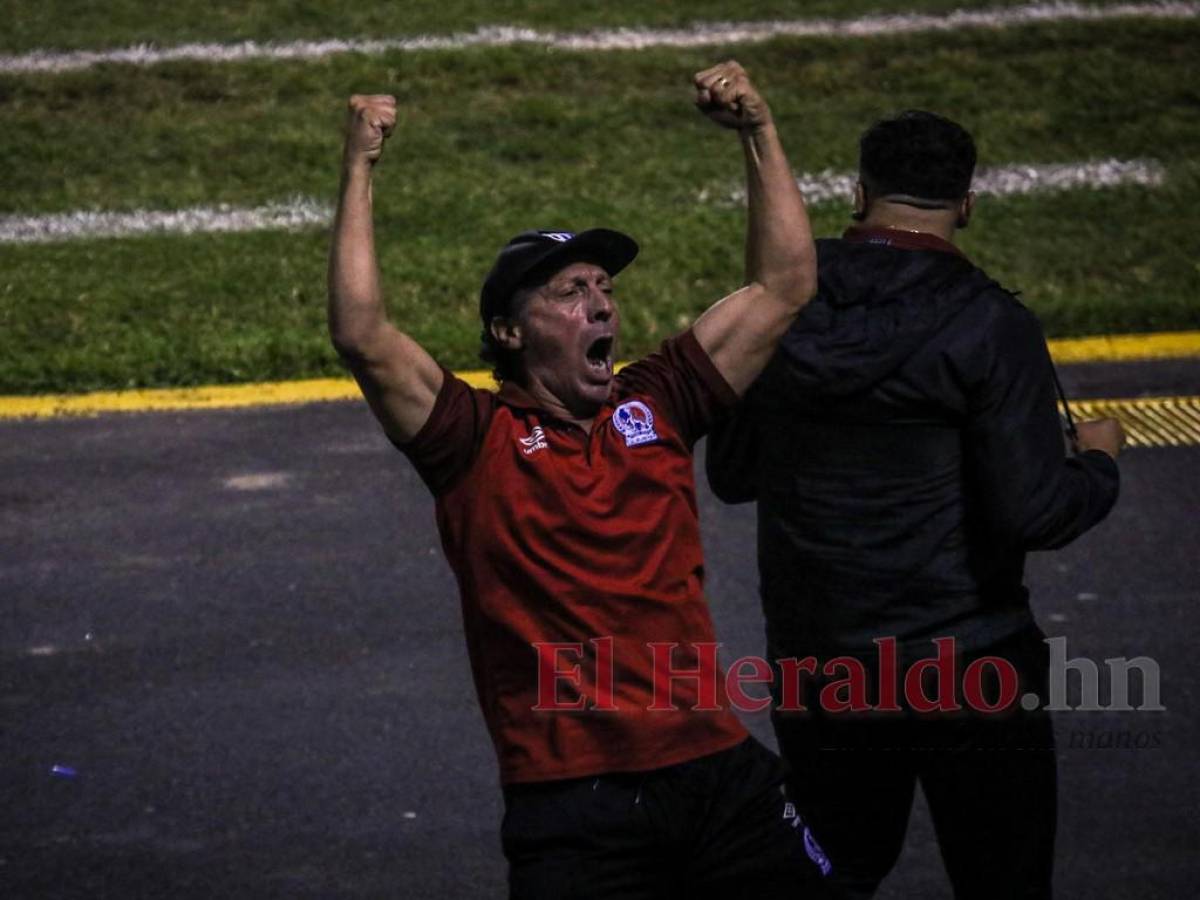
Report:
478,285,533,383
859,110,977,202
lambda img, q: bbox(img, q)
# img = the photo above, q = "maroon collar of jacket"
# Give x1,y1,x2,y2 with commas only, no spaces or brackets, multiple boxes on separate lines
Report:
843,225,966,259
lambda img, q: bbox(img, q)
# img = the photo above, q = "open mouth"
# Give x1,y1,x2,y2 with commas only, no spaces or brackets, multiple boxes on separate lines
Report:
585,336,615,378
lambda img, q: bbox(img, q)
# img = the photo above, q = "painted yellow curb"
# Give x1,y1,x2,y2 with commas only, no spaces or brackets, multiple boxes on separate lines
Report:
0,378,355,420
1,330,1197,421
1046,330,1200,364
0,370,495,420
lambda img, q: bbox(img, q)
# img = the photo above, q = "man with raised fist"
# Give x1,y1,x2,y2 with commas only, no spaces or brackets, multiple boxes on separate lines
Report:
328,64,834,898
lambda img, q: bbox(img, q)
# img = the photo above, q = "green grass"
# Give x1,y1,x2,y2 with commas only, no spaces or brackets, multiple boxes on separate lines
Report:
0,0,1145,54
1,18,1198,393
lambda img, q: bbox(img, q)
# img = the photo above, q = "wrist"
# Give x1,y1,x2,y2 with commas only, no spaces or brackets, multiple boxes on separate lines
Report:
739,116,776,140
340,151,374,178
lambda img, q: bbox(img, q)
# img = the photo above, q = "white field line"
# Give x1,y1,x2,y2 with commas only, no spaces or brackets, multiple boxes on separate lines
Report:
1,2,1197,74
714,158,1167,206
0,159,1165,245
0,197,331,244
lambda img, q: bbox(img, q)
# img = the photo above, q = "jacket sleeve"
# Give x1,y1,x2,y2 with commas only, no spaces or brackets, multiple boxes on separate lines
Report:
963,300,1119,551
704,402,761,504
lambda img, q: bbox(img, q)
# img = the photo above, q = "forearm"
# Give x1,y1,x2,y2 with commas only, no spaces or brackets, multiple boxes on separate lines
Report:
1024,452,1120,550
689,61,816,394
325,93,442,442
327,159,387,355
968,305,1121,549
1003,402,1122,550
741,122,816,308
705,407,761,504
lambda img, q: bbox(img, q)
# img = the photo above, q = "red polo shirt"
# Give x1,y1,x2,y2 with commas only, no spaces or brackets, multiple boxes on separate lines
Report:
398,329,749,784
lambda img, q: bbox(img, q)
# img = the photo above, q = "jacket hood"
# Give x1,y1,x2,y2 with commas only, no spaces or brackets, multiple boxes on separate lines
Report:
764,235,1000,398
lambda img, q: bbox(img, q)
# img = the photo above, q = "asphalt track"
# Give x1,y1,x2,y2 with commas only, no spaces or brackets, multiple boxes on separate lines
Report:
2,358,1197,899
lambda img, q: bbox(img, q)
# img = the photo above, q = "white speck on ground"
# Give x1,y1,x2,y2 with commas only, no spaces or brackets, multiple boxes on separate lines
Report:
223,473,292,491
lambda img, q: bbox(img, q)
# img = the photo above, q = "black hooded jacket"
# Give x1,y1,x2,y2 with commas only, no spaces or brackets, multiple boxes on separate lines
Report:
706,227,1119,658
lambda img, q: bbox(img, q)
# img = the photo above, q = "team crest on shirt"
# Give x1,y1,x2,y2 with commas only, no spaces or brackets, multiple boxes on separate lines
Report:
612,400,658,447
519,425,549,456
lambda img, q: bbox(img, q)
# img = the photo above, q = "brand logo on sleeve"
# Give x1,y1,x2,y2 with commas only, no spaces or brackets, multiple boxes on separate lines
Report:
804,827,833,876
612,400,658,447
519,425,549,456
782,796,833,876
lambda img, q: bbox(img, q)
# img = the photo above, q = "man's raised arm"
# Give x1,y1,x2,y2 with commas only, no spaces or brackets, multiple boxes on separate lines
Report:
327,94,443,444
691,62,816,396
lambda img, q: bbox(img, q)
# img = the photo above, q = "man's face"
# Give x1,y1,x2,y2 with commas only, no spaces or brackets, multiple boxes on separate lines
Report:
512,261,620,416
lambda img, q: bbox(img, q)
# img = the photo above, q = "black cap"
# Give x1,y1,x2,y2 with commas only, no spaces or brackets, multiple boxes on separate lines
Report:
479,229,639,324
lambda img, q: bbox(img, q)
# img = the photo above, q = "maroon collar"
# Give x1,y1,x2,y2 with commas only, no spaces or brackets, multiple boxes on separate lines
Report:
495,380,615,428
496,380,543,410
843,225,966,259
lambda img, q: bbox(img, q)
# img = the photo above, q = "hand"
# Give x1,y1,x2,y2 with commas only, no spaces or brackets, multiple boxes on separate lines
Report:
343,94,397,166
694,60,772,132
1074,417,1126,459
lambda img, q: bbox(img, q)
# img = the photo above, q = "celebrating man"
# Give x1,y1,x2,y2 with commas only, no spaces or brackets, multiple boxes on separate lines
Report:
327,63,833,898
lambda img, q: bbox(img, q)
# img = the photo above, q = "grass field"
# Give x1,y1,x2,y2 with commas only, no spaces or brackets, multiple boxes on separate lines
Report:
0,0,1150,53
1,6,1198,394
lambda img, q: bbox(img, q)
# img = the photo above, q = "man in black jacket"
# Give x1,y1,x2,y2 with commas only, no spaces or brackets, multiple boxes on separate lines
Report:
706,111,1124,899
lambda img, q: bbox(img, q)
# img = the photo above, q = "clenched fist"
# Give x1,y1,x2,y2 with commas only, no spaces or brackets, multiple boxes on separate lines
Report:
694,60,772,132
343,94,397,166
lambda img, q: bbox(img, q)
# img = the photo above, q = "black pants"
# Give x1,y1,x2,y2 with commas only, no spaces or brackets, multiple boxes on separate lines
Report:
772,626,1056,900
501,736,836,900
